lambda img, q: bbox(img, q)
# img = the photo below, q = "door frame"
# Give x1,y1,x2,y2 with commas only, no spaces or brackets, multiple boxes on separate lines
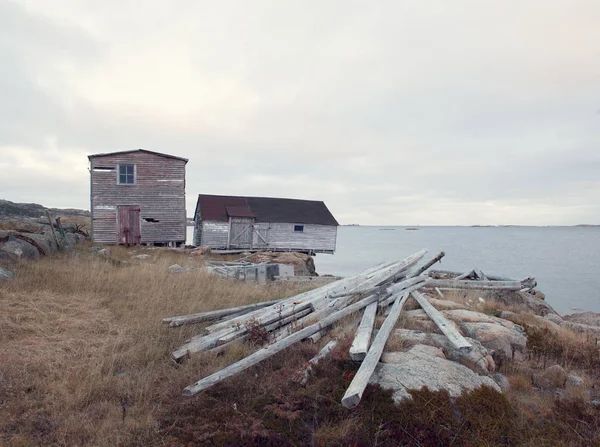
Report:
117,205,141,245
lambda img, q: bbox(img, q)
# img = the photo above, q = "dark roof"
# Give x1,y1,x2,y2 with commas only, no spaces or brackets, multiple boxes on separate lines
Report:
88,149,188,163
225,205,256,218
195,194,338,226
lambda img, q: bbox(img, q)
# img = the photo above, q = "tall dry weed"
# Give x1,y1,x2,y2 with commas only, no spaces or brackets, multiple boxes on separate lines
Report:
0,243,316,446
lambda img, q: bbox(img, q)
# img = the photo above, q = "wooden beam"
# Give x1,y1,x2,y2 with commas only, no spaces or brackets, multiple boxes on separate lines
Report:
182,293,383,396
455,270,475,280
426,278,536,290
349,302,378,361
473,268,489,281
428,269,515,281
45,211,61,250
411,291,472,352
162,298,285,327
412,251,445,277
378,276,428,308
341,292,410,409
298,340,338,385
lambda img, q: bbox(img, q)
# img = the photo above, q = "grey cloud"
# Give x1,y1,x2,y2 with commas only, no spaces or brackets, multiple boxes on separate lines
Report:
1,1,599,225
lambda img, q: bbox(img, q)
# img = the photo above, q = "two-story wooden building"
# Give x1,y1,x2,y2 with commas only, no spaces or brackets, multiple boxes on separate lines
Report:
193,194,338,254
88,149,187,246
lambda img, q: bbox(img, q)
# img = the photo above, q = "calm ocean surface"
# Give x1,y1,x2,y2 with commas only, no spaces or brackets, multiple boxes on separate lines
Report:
314,226,600,316
187,225,600,315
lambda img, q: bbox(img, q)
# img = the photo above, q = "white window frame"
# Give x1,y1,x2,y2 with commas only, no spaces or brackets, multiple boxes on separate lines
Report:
117,164,136,185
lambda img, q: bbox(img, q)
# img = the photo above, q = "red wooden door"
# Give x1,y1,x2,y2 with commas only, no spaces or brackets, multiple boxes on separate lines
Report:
118,206,141,245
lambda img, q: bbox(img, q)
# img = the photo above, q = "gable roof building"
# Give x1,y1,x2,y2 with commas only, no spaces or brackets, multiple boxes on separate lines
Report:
193,194,338,254
88,149,187,246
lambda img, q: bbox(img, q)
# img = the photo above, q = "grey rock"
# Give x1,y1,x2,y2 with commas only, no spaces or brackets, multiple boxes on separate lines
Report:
544,313,564,325
1,239,39,260
459,321,527,363
371,345,500,402
493,373,510,392
563,311,600,328
533,364,567,389
97,248,112,257
382,344,446,362
426,297,469,310
559,321,600,338
567,374,584,387
0,266,15,280
394,329,496,375
131,254,151,260
168,264,183,274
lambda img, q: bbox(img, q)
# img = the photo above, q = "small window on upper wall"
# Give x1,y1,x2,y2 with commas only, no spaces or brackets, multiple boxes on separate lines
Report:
118,164,135,184
294,225,304,232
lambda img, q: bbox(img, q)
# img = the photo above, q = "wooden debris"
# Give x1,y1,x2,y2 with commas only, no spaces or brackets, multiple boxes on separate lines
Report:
298,340,338,385
349,302,378,361
411,291,472,352
182,293,385,396
341,292,411,409
162,298,284,327
427,277,536,291
412,251,445,277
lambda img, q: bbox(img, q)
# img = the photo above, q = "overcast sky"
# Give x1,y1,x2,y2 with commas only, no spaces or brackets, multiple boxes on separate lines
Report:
1,1,599,225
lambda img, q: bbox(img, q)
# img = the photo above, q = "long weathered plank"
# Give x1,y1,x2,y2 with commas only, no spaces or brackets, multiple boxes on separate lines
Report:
298,339,338,385
341,292,410,409
426,278,536,290
203,259,406,334
217,308,312,345
411,291,472,352
174,251,428,361
412,251,445,277
349,302,378,361
163,298,285,327
428,269,515,281
378,276,428,308
182,293,384,396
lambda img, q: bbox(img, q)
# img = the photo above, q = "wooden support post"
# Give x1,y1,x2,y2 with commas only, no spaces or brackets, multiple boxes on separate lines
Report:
182,293,383,396
341,292,410,409
349,302,378,361
411,291,472,352
45,211,61,250
412,251,445,277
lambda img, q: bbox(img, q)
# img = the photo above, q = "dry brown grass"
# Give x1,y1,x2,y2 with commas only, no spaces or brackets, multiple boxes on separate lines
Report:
0,243,317,446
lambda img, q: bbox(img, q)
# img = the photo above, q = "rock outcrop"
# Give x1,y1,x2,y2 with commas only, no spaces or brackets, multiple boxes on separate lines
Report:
371,344,500,402
533,364,568,389
563,311,600,327
394,329,496,375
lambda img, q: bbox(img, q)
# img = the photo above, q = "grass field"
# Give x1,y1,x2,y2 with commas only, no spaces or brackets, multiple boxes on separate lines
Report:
1,244,599,446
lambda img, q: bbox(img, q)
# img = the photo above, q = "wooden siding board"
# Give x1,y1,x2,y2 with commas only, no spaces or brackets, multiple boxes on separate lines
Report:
198,220,336,252
90,152,186,244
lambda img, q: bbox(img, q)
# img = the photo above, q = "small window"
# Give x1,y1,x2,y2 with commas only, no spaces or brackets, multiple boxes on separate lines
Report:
294,225,304,232
118,164,135,184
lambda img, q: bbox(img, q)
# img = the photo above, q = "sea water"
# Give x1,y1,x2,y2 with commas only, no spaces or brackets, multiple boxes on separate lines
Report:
187,225,600,315
314,226,600,315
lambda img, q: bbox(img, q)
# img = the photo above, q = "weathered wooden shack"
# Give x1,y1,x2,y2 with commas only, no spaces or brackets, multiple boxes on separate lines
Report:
88,149,188,246
193,194,338,254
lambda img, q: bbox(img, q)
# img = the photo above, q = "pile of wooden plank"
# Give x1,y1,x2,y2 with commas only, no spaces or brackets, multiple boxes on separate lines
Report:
163,251,537,408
